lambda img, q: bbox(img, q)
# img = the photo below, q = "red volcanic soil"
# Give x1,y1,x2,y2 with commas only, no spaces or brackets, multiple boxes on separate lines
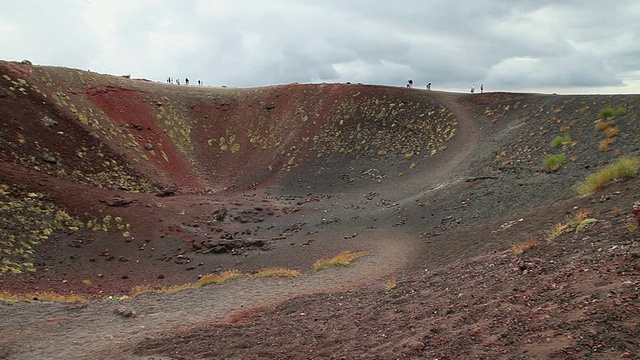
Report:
0,60,639,359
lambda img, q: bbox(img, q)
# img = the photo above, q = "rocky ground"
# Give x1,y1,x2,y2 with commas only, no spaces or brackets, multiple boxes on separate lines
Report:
0,61,639,359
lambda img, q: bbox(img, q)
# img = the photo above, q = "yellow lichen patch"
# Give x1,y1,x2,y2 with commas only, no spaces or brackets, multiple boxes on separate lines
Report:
0,185,84,274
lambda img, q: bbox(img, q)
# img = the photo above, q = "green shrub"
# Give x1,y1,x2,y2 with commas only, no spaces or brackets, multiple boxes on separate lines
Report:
550,134,572,148
575,156,640,196
600,108,615,118
600,107,627,118
614,107,627,116
543,153,566,171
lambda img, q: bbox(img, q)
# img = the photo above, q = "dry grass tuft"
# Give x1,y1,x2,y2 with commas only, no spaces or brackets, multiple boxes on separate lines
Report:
314,251,368,271
575,156,639,196
598,138,615,151
511,237,540,256
0,291,87,303
131,270,246,296
384,279,398,291
594,119,616,131
197,270,245,287
253,268,301,278
603,127,620,138
130,268,302,297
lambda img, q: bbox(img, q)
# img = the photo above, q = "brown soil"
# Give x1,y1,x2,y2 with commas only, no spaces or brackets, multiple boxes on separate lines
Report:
0,60,639,359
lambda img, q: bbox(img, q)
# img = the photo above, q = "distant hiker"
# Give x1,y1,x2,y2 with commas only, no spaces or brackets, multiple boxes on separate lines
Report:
426,82,431,90
198,80,201,86
167,76,171,83
480,84,484,93
407,79,413,88
185,78,189,85
176,78,180,85
471,84,475,93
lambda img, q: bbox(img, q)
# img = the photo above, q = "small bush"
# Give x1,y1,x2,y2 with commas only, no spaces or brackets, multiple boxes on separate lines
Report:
549,222,569,240
576,218,597,232
543,153,566,171
314,251,368,271
548,210,597,241
550,134,572,148
614,107,627,116
599,107,627,119
575,156,640,196
600,108,615,118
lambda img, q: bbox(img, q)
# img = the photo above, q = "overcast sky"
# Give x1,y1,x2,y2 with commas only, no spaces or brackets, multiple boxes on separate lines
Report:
2,0,639,94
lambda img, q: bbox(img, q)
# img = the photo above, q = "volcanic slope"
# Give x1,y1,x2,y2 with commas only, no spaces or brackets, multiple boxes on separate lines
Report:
1,61,640,359
0,60,468,292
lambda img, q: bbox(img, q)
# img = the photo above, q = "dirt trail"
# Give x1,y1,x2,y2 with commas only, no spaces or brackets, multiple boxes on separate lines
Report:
389,91,483,200
0,229,416,360
0,90,485,360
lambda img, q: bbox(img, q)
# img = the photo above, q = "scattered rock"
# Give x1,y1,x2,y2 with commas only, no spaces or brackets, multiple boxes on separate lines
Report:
41,116,57,128
102,196,134,207
113,305,137,318
156,187,178,197
40,153,59,164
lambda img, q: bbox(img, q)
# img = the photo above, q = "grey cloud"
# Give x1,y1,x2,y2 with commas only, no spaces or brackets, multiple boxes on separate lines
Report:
0,1,638,93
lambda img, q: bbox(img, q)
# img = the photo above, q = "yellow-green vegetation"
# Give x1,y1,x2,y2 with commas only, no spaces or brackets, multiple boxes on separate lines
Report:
511,237,540,256
130,267,301,296
84,214,133,238
484,101,521,123
543,153,566,172
575,156,640,196
384,279,397,291
548,210,597,241
313,251,368,271
623,219,638,233
312,95,456,161
0,184,84,274
550,134,572,148
253,268,301,277
12,68,157,191
154,100,194,156
0,291,87,304
208,129,241,153
131,270,245,295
